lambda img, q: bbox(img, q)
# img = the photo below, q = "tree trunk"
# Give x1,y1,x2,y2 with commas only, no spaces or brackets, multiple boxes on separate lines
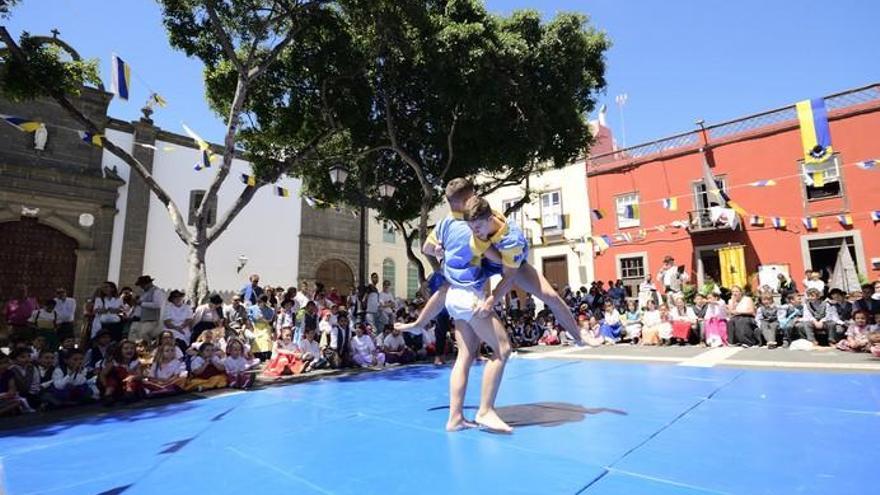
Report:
418,199,440,271
185,242,209,305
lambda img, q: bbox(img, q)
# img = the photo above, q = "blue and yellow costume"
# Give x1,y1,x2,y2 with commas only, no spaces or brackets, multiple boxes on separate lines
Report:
425,212,488,290
471,211,530,277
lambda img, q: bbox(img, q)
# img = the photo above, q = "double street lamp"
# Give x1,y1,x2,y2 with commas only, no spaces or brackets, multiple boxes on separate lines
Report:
328,164,396,289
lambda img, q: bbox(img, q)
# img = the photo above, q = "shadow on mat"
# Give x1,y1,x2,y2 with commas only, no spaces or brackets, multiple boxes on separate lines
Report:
429,402,627,428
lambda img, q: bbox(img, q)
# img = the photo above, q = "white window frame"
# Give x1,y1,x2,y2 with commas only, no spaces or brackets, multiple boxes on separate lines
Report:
540,190,563,232
616,252,648,281
382,223,396,244
502,197,524,228
615,192,640,229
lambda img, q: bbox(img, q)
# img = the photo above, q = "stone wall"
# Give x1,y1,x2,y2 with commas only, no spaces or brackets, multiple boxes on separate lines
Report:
297,199,364,286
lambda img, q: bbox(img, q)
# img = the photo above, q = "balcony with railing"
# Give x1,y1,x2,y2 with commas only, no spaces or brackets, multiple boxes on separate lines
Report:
687,209,736,234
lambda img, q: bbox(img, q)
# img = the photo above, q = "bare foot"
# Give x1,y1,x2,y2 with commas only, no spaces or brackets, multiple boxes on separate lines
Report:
445,418,478,432
394,321,416,332
434,356,445,365
475,409,513,434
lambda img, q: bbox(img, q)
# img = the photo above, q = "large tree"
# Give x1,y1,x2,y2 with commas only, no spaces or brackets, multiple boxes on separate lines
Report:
290,1,609,282
0,0,357,302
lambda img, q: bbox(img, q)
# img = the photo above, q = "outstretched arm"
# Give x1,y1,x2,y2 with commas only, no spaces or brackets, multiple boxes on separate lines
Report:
396,284,449,331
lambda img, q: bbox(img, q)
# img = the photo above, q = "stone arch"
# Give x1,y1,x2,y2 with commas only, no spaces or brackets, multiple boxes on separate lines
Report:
314,258,355,297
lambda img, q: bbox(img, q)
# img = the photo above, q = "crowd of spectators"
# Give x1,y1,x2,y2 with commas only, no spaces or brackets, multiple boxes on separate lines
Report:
1,272,447,416
3,259,880,417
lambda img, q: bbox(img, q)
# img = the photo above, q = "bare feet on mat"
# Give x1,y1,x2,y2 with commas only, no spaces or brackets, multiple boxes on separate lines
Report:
445,418,479,432
475,409,513,434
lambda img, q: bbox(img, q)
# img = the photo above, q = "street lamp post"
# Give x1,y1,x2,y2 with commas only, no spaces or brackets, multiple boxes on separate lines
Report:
328,165,396,290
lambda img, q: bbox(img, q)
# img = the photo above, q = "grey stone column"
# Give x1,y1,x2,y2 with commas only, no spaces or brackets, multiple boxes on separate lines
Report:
118,116,158,286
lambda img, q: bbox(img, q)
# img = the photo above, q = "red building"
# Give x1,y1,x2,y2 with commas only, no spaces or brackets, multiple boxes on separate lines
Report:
586,83,880,297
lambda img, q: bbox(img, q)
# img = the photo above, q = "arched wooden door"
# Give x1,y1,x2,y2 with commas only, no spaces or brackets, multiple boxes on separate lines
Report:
315,259,355,297
0,218,78,302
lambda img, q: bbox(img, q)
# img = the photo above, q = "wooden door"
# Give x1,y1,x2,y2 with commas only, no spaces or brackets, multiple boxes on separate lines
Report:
0,218,77,302
541,256,569,293
315,259,355,297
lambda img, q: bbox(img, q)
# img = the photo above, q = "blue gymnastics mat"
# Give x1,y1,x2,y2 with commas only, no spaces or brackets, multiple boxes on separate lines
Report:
1,359,878,495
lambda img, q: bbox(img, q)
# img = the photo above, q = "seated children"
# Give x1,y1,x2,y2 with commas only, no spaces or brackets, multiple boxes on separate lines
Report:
351,322,385,368
623,300,642,343
383,326,415,365
98,340,144,405
144,344,188,396
755,293,781,349
836,310,874,352
185,343,227,391
9,348,42,410
263,328,306,377
46,349,98,407
222,339,255,389
704,293,729,348
1,352,35,415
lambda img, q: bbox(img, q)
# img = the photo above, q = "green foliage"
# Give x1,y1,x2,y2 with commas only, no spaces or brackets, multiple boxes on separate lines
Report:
0,33,101,101
1,0,20,19
294,0,610,228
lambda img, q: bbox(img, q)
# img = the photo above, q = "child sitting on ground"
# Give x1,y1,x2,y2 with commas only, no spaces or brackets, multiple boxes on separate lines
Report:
223,339,255,389
836,311,874,352
185,343,227,392
703,293,729,348
623,300,642,344
0,352,34,415
99,340,145,405
299,328,325,371
144,344,188,396
263,328,306,377
46,348,98,407
755,293,781,349
9,348,42,410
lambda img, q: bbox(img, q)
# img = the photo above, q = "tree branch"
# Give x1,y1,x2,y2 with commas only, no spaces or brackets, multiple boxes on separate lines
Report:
207,128,335,244
439,105,460,180
204,0,245,74
0,26,193,245
392,219,427,284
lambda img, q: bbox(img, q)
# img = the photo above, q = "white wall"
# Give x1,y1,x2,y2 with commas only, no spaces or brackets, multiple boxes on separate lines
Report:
104,128,134,283
482,159,594,289
367,205,448,298
141,140,302,293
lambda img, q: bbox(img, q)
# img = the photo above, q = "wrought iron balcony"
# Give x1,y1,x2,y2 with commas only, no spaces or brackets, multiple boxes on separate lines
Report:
687,209,728,233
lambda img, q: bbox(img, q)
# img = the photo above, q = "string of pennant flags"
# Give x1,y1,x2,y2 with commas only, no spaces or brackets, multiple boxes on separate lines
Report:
1,51,295,200
588,208,880,254
592,157,876,216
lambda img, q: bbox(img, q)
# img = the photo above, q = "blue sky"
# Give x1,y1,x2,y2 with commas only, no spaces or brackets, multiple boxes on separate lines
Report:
7,0,879,147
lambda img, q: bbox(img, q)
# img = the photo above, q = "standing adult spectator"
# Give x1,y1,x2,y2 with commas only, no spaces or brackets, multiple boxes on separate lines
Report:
4,286,37,343
239,274,263,306
130,276,165,344
91,282,124,342
657,256,687,305
524,293,536,319
727,285,758,347
327,287,343,307
191,294,224,343
638,276,658,310
777,274,797,300
369,272,380,290
378,280,397,331
54,288,77,343
364,285,380,329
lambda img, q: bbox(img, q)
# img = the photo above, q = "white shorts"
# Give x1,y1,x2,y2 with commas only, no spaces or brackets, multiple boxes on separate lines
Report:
445,286,482,322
